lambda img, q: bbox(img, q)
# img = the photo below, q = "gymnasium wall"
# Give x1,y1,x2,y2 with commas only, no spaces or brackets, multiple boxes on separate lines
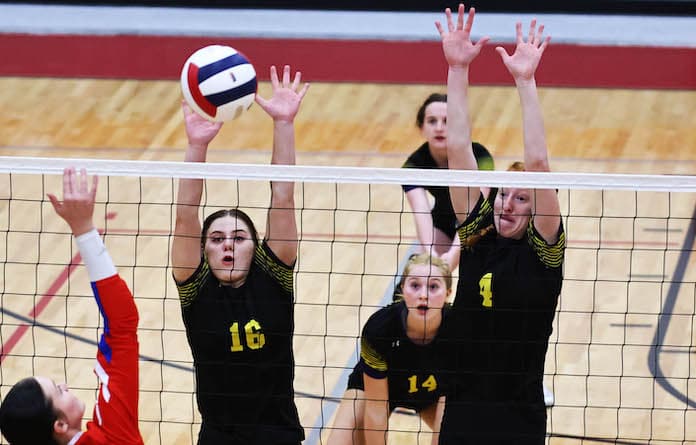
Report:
0,2,694,89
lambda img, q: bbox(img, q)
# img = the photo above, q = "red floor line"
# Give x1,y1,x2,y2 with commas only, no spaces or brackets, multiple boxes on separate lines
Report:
0,213,117,364
0,253,81,364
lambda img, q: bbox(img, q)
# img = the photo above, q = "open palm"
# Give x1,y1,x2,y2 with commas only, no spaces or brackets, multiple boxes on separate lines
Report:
256,65,309,123
436,4,489,68
182,102,223,147
496,20,550,81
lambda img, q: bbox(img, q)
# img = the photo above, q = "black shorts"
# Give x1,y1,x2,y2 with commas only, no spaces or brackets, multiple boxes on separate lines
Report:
346,367,438,414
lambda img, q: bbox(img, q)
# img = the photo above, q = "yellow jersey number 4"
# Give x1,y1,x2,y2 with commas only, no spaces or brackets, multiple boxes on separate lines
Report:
479,272,493,307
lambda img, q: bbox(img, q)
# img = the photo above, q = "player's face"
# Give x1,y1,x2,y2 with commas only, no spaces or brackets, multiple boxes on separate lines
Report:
494,187,533,239
204,215,255,287
420,102,447,154
35,376,85,433
402,264,450,328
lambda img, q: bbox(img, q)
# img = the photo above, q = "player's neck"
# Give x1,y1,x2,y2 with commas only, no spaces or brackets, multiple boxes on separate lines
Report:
405,314,440,345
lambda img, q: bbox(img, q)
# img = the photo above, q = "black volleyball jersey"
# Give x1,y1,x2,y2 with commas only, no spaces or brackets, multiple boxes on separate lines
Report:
402,142,494,237
356,301,453,412
441,190,565,444
176,241,303,444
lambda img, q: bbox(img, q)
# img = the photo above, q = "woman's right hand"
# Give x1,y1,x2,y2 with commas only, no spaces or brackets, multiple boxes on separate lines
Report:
495,20,550,83
182,101,223,150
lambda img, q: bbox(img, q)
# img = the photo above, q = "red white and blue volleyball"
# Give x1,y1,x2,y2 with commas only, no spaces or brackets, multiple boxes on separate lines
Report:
181,45,257,122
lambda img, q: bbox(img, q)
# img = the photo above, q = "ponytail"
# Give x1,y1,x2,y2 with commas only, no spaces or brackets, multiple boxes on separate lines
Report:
461,223,495,248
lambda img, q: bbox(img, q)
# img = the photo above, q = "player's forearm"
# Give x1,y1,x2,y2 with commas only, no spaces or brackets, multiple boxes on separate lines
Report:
76,229,116,282
77,230,139,330
364,402,389,445
414,213,435,250
446,66,477,171
516,78,550,172
177,143,207,211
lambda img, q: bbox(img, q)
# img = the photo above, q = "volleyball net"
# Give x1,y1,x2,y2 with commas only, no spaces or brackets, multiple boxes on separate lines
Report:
0,156,695,444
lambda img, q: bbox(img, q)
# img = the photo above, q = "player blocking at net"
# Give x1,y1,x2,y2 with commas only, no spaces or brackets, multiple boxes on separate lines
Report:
437,5,565,444
172,65,309,444
0,167,143,445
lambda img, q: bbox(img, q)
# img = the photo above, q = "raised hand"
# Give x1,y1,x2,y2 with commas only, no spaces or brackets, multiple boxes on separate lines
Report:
182,101,223,149
435,4,489,69
495,20,550,82
47,167,98,236
255,65,310,123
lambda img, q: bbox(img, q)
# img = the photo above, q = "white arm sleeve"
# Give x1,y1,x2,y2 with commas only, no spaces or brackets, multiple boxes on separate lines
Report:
75,229,117,282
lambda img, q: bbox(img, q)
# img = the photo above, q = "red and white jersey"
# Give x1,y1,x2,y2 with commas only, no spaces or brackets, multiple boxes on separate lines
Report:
75,275,143,445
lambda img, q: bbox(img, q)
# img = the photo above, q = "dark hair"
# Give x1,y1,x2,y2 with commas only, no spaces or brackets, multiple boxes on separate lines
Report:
416,93,447,129
200,209,259,251
0,377,58,445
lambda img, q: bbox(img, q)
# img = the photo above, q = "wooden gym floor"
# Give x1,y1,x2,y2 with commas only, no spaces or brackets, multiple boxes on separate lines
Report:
0,76,695,445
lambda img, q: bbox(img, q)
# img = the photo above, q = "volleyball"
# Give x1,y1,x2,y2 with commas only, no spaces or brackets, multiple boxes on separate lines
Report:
180,45,257,122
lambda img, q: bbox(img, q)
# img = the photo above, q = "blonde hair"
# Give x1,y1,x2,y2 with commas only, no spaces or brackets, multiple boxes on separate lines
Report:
399,253,452,291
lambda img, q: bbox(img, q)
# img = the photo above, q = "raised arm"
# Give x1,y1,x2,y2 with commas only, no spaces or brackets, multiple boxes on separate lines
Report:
363,375,389,445
406,188,436,252
49,168,141,444
496,21,561,243
255,65,309,265
436,4,489,220
172,104,223,282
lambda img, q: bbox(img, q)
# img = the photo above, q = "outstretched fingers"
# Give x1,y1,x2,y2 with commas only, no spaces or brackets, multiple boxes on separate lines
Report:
436,4,472,38
458,4,467,31
527,19,537,44
291,69,301,91
515,21,523,44
269,65,280,89
462,5,475,34
291,70,310,99
89,172,98,202
534,23,544,46
297,81,310,101
281,64,291,87
48,167,98,215
78,168,89,194
445,7,454,32
435,20,445,37
535,24,551,53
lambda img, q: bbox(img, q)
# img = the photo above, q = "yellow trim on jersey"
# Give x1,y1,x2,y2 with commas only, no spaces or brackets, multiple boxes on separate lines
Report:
176,261,210,308
458,197,493,248
361,337,387,372
254,244,294,294
527,223,566,268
